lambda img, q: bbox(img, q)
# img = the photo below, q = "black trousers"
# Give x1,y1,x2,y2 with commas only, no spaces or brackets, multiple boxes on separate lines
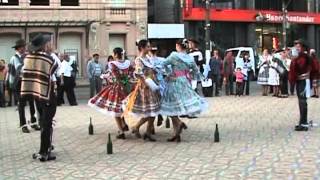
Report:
296,80,308,125
236,82,243,95
280,72,289,95
290,83,295,95
64,76,77,105
225,75,234,95
90,76,102,98
56,77,64,105
7,88,17,106
242,80,250,95
212,75,220,96
16,80,37,127
35,92,57,154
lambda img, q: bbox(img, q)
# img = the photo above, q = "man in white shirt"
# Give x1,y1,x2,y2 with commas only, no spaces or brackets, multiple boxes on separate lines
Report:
59,55,78,106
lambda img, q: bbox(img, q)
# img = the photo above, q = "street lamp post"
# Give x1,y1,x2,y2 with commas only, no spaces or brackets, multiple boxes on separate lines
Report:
282,0,288,48
204,0,211,65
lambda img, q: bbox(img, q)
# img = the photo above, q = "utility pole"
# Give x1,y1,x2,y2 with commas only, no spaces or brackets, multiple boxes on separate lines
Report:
204,0,211,65
282,0,288,49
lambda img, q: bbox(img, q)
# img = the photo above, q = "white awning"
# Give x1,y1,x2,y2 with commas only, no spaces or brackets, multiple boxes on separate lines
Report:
148,24,185,39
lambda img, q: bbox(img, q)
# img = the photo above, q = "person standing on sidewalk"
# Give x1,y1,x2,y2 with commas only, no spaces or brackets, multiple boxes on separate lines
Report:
87,53,103,98
59,55,78,106
188,38,204,94
208,49,222,96
242,54,252,95
0,59,7,107
289,39,319,131
310,49,319,98
223,51,235,96
21,34,58,161
8,39,40,133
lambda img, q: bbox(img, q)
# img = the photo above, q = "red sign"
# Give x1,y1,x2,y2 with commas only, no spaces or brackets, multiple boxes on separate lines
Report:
183,8,320,25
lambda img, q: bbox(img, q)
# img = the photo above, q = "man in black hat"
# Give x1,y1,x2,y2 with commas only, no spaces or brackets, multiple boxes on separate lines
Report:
21,34,58,161
289,39,319,131
8,39,40,133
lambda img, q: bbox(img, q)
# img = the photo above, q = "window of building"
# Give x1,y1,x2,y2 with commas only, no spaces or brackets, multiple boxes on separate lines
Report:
29,0,49,6
0,0,18,6
111,0,126,7
61,0,79,6
255,0,282,11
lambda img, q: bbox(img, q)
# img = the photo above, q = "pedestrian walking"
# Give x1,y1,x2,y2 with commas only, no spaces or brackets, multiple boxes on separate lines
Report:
8,39,39,133
160,39,208,142
21,33,58,161
87,53,103,98
89,47,133,139
289,39,319,131
123,40,161,142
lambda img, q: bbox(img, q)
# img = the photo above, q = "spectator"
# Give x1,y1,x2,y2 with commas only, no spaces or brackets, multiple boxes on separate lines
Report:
257,49,272,96
223,51,235,95
59,55,78,106
278,49,290,98
268,55,281,97
208,49,222,96
0,59,7,107
242,54,252,95
234,67,245,96
105,55,114,72
87,53,103,98
188,38,204,94
310,49,319,98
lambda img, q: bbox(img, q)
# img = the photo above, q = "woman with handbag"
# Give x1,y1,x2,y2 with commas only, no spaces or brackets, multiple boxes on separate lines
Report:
160,39,208,142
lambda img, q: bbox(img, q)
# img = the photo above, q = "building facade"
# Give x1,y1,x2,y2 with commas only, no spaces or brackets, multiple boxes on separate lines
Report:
0,0,147,77
183,0,320,55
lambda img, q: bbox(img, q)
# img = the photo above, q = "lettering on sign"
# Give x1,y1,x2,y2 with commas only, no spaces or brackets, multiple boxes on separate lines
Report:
265,14,315,23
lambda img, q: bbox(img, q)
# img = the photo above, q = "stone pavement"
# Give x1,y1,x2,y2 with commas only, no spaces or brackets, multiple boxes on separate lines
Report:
1,91,320,179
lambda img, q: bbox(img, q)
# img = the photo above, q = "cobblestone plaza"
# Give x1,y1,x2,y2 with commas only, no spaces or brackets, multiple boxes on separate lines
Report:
1,91,320,179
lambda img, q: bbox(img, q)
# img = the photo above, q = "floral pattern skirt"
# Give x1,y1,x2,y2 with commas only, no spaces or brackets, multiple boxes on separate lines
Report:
160,77,208,116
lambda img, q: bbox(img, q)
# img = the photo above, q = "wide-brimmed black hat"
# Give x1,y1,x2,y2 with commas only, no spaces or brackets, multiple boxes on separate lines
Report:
188,38,199,44
274,48,285,54
12,39,26,49
294,39,308,48
28,34,51,52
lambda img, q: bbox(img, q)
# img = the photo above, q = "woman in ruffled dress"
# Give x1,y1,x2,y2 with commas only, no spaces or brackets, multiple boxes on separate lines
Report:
257,49,272,96
268,55,280,97
88,47,134,139
161,39,208,142
124,40,161,142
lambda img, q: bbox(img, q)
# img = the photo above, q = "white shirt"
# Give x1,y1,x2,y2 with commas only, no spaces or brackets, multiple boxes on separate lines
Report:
50,53,61,82
59,60,73,77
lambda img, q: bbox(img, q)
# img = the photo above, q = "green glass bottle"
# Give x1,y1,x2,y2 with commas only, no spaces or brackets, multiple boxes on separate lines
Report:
214,124,220,143
89,117,94,135
107,133,113,154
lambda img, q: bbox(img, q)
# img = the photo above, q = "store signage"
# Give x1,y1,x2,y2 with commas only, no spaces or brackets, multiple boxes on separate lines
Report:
183,8,320,25
264,13,315,23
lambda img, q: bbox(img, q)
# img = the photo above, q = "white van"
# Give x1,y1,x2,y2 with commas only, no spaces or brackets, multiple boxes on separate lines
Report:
225,47,261,78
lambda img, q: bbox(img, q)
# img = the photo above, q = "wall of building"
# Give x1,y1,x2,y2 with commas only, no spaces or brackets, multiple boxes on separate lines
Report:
0,0,148,77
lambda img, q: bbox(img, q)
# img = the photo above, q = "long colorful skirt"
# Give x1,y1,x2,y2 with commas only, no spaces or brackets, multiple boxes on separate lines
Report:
123,80,161,118
88,83,128,117
160,77,208,116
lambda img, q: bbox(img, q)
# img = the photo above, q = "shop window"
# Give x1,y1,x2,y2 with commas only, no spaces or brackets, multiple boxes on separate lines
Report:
29,0,49,6
0,0,18,6
61,0,79,6
111,0,126,7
